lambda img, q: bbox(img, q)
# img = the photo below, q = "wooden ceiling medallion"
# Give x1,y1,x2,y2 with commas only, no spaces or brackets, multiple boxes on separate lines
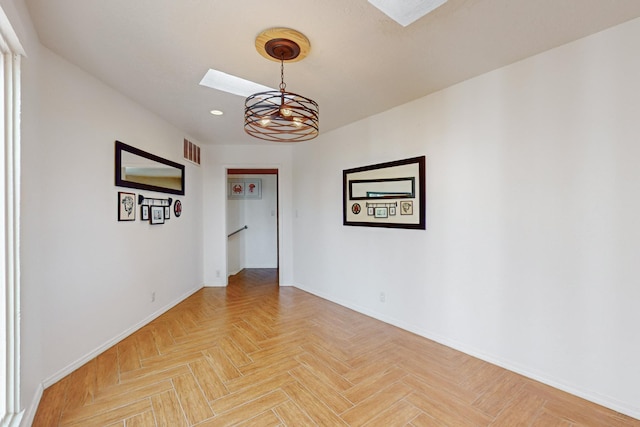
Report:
255,28,311,62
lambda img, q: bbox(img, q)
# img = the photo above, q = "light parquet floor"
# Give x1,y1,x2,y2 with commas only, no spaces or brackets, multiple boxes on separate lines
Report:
33,269,639,426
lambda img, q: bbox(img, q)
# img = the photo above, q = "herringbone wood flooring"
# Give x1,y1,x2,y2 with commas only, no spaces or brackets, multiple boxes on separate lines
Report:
33,269,638,426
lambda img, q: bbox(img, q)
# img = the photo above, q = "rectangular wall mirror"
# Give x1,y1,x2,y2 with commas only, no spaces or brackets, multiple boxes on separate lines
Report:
115,141,185,195
349,177,415,199
343,156,425,229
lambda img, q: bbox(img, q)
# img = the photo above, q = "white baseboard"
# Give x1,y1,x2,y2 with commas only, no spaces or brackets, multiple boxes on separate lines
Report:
227,268,242,276
42,284,203,388
20,383,43,427
293,284,640,421
20,285,203,426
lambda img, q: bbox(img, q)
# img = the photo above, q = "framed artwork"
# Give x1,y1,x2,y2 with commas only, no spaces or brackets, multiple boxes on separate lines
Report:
228,178,262,199
118,192,136,221
141,204,150,221
150,205,165,224
174,200,182,217
374,207,388,218
343,156,426,229
164,206,170,220
400,201,413,215
244,179,262,199
228,179,245,198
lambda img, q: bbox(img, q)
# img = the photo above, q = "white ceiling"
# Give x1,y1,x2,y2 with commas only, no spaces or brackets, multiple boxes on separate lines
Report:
24,0,640,145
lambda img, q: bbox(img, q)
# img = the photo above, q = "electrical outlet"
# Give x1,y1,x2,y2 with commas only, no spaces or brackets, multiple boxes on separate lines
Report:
151,291,156,302
380,292,386,303
216,270,221,278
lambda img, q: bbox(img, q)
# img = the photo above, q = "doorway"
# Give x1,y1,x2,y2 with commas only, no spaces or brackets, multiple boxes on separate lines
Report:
226,169,279,279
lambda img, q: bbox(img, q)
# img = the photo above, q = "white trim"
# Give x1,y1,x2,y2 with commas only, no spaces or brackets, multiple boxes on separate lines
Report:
15,384,41,427
42,285,203,387
20,285,202,425
0,4,23,426
0,12,24,57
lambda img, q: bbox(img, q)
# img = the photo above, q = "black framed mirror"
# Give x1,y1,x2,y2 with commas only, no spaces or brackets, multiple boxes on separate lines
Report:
115,141,185,195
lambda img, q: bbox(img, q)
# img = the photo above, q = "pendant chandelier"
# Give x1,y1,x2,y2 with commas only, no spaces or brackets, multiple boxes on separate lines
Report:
244,28,319,142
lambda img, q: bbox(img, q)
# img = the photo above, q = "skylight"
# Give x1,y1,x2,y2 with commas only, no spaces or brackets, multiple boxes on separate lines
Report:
199,69,275,97
368,0,448,27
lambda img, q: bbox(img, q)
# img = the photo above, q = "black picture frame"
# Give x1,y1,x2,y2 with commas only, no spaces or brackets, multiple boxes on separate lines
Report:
150,205,165,224
343,156,426,230
164,206,170,220
141,205,149,221
118,192,136,221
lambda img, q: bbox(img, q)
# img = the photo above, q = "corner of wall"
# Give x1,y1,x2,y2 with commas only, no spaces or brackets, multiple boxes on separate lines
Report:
20,382,43,427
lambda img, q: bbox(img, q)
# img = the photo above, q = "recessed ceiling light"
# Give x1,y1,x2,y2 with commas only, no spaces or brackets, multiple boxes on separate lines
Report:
199,69,275,97
368,0,448,27
210,110,224,116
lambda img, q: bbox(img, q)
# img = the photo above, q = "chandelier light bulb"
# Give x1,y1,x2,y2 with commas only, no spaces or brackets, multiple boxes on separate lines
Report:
280,106,293,117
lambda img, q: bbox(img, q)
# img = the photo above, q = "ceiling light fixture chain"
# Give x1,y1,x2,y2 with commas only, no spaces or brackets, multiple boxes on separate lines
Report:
244,28,319,143
279,57,287,92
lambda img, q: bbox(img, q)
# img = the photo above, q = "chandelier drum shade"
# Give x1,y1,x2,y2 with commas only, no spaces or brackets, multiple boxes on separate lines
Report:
244,28,319,142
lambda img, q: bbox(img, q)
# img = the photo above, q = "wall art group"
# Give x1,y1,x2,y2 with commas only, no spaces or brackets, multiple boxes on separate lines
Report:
343,156,426,230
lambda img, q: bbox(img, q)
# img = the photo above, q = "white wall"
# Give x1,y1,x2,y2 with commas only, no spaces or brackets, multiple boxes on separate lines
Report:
32,44,204,384
227,174,278,275
292,18,640,418
226,198,246,275
7,0,205,421
203,145,293,286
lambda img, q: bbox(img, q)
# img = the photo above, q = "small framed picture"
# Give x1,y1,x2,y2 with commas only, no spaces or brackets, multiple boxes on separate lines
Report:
141,205,149,221
244,179,262,199
400,201,413,215
164,206,170,220
150,205,164,224
118,192,136,221
228,179,245,198
374,207,388,218
174,200,182,217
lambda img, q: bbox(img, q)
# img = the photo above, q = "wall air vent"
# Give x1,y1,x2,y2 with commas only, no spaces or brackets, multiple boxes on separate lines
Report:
184,138,201,165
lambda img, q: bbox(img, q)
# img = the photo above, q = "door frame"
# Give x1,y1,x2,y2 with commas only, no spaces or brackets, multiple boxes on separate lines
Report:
226,168,280,277
0,5,26,425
